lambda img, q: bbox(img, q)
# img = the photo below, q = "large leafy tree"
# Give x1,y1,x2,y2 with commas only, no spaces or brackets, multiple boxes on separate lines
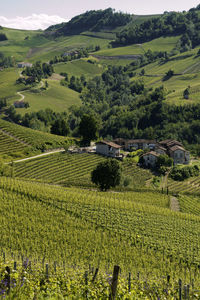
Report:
91,159,121,191
79,114,99,145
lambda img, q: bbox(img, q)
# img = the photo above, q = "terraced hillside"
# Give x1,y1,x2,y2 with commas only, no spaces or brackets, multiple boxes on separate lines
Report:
168,176,200,195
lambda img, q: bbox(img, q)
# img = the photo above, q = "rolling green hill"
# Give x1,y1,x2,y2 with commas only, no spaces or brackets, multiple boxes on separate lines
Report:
13,80,81,114
133,46,200,105
54,57,104,78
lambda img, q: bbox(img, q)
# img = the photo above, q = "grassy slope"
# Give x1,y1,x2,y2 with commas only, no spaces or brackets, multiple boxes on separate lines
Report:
54,58,104,78
0,27,112,63
0,68,24,99
0,28,43,61
133,46,200,105
13,80,81,115
94,36,179,56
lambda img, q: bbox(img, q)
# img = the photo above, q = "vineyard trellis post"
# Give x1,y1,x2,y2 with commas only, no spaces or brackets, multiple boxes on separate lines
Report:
179,279,182,300
109,265,120,300
92,268,99,283
46,263,49,280
5,266,10,294
128,272,131,292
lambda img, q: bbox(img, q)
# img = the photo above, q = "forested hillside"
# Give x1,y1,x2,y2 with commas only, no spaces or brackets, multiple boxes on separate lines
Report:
46,8,132,36
114,4,200,51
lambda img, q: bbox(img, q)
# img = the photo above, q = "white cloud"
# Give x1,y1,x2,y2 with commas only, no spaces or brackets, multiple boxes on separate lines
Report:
0,14,68,30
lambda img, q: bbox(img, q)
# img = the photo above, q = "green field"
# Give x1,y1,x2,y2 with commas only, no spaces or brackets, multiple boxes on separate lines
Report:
0,68,24,99
54,58,104,78
0,27,112,64
132,46,200,105
1,176,200,286
13,80,81,114
95,36,179,56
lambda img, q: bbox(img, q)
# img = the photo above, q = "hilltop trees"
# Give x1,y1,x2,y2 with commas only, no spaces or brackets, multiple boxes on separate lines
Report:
91,159,121,191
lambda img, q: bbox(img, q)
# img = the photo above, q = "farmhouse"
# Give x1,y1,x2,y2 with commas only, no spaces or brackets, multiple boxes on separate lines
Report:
169,145,190,165
114,138,156,151
96,140,121,157
17,62,33,68
142,151,160,167
114,138,190,165
14,100,26,108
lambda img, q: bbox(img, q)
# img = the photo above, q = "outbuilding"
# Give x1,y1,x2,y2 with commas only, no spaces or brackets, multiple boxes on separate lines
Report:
96,140,121,157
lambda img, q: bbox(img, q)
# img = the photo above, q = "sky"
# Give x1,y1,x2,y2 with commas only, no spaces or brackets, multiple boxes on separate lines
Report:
1,0,200,30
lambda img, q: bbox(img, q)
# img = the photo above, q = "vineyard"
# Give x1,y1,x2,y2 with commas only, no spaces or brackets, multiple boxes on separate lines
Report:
0,129,30,154
0,177,200,271
167,176,200,195
0,119,72,152
12,152,152,187
1,177,200,298
13,152,106,186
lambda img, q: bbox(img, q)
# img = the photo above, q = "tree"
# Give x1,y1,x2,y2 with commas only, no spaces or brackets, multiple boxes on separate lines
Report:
79,114,99,145
91,159,121,191
51,119,69,136
183,86,190,99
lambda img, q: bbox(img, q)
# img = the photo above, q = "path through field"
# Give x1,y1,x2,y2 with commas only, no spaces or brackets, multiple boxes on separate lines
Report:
16,80,44,102
170,196,180,212
12,148,65,163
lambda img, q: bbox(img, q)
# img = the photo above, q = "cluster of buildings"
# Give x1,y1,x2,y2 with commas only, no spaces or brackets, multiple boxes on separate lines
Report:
96,139,190,166
17,62,33,68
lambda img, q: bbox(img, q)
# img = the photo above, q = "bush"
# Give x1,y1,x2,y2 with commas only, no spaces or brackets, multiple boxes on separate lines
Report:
170,165,199,181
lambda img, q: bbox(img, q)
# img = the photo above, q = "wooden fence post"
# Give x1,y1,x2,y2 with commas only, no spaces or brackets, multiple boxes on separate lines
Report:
54,261,57,273
92,268,99,283
128,272,131,292
45,263,49,280
85,271,88,299
5,266,10,294
184,285,187,299
109,265,120,300
179,279,182,300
